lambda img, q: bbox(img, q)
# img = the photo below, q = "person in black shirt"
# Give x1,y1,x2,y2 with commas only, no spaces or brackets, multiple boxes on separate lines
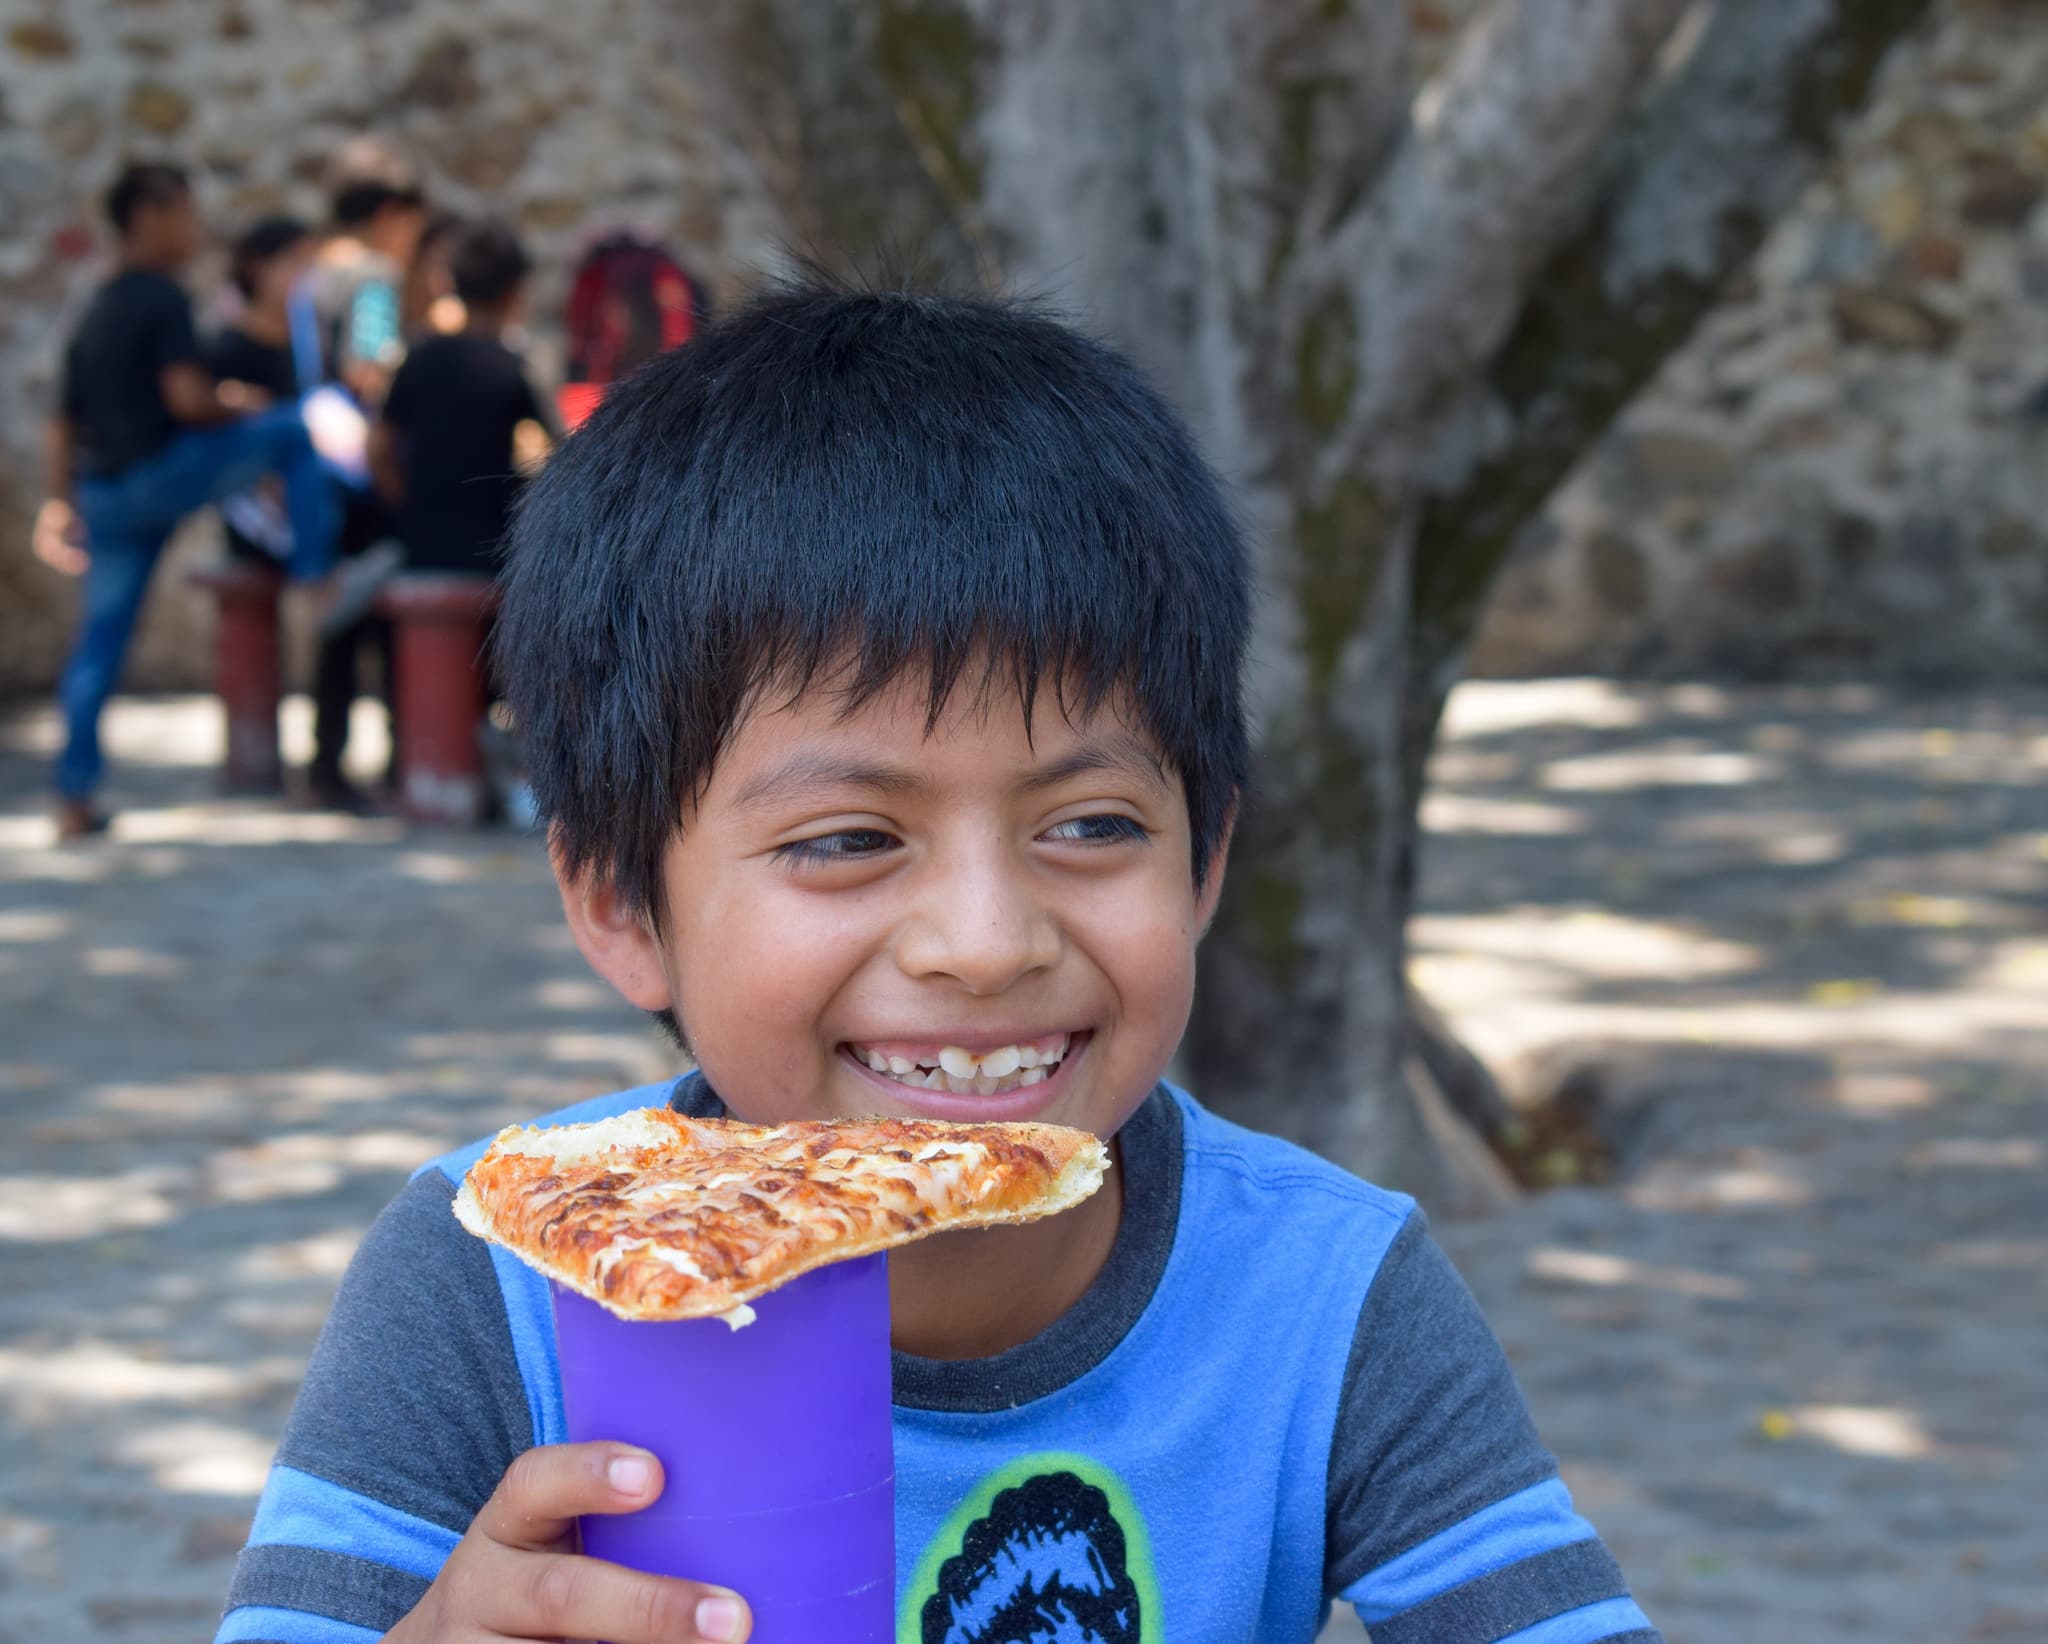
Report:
206,216,317,564
36,165,340,838
369,220,552,578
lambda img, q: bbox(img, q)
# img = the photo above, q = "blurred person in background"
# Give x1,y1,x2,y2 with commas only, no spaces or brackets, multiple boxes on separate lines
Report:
369,219,553,579
207,215,318,566
305,137,426,812
370,219,553,828
400,210,466,341
308,137,425,404
35,163,338,841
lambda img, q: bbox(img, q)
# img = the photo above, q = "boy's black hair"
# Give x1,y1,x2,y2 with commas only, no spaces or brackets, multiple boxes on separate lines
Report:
229,214,311,299
497,280,1250,935
106,162,190,234
449,219,531,310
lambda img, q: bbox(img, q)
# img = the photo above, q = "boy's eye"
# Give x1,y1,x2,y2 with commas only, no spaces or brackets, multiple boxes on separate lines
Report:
774,828,898,867
1042,814,1149,846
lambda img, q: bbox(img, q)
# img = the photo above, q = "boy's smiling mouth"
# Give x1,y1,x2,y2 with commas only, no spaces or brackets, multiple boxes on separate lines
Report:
841,1031,1080,1097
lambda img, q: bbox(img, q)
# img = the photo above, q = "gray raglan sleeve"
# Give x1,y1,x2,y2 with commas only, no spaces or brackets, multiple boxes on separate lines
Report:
1325,1211,1663,1643
214,1170,533,1642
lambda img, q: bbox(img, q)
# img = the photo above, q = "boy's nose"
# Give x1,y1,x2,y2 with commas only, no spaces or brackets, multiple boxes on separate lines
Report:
894,857,1060,995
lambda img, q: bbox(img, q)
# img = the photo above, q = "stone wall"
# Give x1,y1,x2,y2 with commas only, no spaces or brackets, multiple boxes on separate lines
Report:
0,0,779,699
1473,0,2048,680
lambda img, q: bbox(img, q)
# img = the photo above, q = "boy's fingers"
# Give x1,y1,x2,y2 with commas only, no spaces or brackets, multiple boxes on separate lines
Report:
501,1553,751,1644
476,1443,664,1551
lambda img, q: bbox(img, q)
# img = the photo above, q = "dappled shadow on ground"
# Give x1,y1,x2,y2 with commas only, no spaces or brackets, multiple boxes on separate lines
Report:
0,695,684,1643
1410,682,2048,1644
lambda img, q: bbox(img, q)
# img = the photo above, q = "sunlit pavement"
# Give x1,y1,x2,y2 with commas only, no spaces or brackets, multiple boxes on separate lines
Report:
2,686,2044,1643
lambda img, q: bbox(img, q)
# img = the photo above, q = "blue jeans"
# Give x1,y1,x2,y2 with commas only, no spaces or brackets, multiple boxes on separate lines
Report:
55,406,340,799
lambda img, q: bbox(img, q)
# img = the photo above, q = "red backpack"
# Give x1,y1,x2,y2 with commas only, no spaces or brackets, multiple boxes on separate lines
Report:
559,233,707,427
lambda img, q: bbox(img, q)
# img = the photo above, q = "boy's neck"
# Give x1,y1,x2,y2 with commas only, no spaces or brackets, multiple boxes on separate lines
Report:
886,1134,1125,1361
462,303,514,338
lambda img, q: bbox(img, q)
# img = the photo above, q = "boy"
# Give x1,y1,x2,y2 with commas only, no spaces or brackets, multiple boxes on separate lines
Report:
208,216,318,565
38,163,337,839
368,219,552,577
217,286,1661,1644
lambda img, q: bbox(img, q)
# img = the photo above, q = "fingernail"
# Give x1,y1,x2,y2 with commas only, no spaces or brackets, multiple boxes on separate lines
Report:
696,1593,744,1641
606,1452,653,1495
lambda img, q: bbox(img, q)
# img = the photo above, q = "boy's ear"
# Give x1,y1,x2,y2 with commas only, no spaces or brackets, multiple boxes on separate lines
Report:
551,845,675,1013
1193,798,1237,938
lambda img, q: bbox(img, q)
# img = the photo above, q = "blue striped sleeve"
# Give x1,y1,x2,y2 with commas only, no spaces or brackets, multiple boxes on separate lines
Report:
219,1479,447,1640
216,1085,676,1640
246,1463,462,1579
1496,1597,1662,1643
215,1171,532,1637
214,1606,383,1644
1327,1214,1661,1641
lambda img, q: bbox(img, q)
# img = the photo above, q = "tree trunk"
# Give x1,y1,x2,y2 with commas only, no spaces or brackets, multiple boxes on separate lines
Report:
1187,0,1698,1211
660,0,1937,1212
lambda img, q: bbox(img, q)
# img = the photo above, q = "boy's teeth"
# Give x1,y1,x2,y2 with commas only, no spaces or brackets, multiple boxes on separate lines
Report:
853,1034,1072,1095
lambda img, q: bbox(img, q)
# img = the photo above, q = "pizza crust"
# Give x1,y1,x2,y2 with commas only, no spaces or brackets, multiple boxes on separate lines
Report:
452,1107,1110,1323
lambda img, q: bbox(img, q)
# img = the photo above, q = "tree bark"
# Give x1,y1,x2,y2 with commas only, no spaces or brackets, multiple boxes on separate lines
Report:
1187,0,1700,1210
1398,0,1937,824
664,2,982,283
1194,0,1931,1205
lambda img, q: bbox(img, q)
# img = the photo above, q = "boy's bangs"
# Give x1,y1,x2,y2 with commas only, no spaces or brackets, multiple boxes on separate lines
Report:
499,282,1248,930
727,527,1173,757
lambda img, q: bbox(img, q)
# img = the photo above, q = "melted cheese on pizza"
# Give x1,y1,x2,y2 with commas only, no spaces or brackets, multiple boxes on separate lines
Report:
453,1108,1108,1323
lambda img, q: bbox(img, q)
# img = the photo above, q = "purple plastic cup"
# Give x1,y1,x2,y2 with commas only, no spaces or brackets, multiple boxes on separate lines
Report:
552,1252,896,1641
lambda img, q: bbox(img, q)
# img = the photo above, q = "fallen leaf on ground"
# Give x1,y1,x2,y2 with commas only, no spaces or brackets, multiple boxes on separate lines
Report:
1806,978,1885,1005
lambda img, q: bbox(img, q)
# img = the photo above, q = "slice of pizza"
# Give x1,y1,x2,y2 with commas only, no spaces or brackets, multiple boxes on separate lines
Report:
453,1107,1110,1325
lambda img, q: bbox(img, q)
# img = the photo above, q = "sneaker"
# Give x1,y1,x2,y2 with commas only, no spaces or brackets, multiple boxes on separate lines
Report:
317,540,406,636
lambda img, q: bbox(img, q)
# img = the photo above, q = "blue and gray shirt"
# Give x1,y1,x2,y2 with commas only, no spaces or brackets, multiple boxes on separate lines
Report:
218,1079,1662,1643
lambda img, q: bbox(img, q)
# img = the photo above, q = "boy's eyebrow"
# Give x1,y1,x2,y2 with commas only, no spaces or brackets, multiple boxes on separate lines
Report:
728,733,1170,812
1014,734,1171,795
729,754,927,812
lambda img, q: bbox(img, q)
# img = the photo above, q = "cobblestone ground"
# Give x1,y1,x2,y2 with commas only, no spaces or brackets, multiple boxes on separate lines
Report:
1,684,2043,1644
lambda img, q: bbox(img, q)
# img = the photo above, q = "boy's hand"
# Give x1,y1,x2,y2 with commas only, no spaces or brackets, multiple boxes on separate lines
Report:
386,1442,751,1642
